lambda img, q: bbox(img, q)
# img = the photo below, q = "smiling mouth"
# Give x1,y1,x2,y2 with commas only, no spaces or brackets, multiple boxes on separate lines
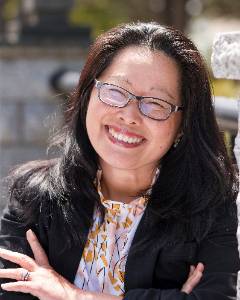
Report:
105,125,146,147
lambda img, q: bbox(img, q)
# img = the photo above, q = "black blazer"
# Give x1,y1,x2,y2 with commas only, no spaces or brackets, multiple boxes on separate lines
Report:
0,194,239,300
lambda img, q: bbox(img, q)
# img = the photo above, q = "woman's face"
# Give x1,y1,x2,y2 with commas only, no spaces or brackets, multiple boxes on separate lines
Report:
86,46,182,171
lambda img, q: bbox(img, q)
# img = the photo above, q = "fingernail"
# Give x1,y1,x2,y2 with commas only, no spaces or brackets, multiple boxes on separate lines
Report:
26,229,35,237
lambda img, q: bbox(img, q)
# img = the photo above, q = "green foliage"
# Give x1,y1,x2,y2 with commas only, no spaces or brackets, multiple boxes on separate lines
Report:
69,0,168,37
2,0,19,20
212,79,239,98
202,0,240,18
69,0,131,37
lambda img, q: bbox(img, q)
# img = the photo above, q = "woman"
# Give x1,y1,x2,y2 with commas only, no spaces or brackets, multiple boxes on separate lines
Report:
0,22,239,300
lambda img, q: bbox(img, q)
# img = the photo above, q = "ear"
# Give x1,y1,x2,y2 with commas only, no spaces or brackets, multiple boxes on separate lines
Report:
173,130,184,148
175,130,183,140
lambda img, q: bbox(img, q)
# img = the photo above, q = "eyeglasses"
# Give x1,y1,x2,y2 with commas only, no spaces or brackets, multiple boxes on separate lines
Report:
94,79,183,121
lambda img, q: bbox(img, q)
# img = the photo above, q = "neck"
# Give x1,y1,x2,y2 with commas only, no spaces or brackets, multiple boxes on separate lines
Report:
98,160,158,204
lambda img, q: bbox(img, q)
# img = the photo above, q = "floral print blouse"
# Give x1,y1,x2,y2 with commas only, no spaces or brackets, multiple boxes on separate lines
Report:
74,168,159,296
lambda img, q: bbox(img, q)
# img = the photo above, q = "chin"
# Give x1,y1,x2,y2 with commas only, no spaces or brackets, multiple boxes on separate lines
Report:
99,157,143,170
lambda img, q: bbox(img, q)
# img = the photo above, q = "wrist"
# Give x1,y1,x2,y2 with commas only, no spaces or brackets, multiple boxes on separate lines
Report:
72,287,93,300
72,288,123,300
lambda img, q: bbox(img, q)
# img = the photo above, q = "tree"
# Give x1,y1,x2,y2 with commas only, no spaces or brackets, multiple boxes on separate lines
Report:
202,0,240,18
69,0,189,36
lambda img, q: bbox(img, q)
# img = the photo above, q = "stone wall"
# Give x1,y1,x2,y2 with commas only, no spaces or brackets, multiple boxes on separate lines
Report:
211,31,240,299
0,46,85,213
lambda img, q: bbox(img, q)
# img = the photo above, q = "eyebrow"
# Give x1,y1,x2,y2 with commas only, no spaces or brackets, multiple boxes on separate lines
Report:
150,86,176,101
108,75,131,86
108,75,176,101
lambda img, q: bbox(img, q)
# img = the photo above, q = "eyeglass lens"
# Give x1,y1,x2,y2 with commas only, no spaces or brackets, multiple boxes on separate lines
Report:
99,83,172,120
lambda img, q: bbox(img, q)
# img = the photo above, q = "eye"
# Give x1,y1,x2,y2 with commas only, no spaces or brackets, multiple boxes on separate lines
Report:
108,87,126,99
100,84,128,106
149,102,165,110
144,98,170,110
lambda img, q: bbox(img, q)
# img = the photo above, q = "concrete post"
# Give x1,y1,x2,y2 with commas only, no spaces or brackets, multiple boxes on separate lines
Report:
211,31,240,298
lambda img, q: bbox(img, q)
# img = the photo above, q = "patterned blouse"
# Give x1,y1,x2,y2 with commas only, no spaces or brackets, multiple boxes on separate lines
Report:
74,168,159,296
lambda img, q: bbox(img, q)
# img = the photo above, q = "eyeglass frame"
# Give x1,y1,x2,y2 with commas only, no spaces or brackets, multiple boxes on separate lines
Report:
94,79,183,121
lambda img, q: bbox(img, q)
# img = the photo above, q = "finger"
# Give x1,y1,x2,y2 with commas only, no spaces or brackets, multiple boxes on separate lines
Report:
190,268,203,284
195,262,204,272
187,263,204,279
0,268,30,281
181,264,204,294
182,275,201,294
188,265,195,277
0,248,36,271
1,281,38,296
26,230,49,267
182,269,203,294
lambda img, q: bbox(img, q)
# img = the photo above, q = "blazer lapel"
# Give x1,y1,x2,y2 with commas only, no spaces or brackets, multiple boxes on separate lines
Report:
48,210,90,283
124,207,163,292
50,239,85,282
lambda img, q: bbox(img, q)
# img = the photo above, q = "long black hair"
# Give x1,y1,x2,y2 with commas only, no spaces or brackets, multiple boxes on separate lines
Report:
7,22,238,248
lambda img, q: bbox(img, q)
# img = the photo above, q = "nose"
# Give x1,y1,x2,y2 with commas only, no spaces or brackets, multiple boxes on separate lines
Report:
117,99,142,125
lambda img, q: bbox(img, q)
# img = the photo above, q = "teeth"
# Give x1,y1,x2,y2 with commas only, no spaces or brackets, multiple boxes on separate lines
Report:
118,134,123,140
108,127,143,144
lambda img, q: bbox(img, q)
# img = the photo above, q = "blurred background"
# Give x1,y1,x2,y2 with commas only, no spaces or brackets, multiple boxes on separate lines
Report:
0,0,240,212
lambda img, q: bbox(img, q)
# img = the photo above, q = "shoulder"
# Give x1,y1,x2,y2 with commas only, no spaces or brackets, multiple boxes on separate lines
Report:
5,159,58,225
208,200,238,238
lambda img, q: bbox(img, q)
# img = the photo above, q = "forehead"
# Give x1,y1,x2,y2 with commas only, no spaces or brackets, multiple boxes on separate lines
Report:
100,46,181,104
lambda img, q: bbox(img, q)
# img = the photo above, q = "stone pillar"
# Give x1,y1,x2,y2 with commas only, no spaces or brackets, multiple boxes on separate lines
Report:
211,31,240,298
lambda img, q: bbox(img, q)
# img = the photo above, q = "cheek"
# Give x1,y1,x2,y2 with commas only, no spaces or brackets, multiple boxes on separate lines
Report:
86,98,99,141
151,118,181,148
86,98,113,140
86,94,101,126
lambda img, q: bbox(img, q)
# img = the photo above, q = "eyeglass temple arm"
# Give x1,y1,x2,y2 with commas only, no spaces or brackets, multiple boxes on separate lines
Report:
174,106,183,112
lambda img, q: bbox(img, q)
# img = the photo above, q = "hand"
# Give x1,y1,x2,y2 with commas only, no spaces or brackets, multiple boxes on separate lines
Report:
181,262,204,294
0,229,79,300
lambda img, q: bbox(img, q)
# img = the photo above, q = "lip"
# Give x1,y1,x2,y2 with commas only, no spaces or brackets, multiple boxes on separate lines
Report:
105,125,146,148
107,125,145,139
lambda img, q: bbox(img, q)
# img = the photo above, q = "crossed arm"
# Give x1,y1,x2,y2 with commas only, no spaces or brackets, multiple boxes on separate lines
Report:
0,229,203,300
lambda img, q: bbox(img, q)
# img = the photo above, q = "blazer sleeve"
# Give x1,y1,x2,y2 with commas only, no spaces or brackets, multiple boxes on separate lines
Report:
0,195,49,300
123,211,240,300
